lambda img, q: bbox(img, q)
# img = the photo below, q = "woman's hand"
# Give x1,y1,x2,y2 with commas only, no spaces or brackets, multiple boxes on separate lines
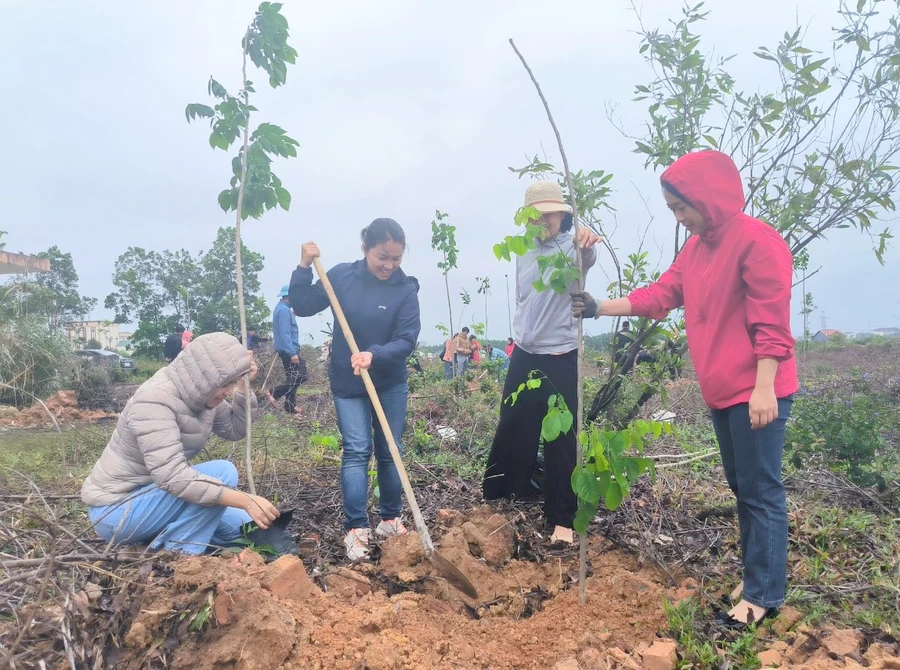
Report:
574,228,603,249
570,291,598,319
350,351,373,375
246,350,259,381
243,494,280,530
299,241,321,268
749,386,778,430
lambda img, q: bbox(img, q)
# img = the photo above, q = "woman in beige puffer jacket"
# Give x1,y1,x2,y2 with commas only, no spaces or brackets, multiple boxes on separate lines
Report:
81,332,280,554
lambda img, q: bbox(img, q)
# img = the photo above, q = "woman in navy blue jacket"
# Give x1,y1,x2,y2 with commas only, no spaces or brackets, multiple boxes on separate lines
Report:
289,219,421,561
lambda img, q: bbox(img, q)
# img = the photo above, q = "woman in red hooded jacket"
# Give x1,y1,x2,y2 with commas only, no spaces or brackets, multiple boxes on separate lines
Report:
572,150,798,628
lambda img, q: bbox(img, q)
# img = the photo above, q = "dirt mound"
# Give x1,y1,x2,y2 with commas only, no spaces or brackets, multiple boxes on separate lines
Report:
94,504,900,669
111,506,685,669
0,390,116,427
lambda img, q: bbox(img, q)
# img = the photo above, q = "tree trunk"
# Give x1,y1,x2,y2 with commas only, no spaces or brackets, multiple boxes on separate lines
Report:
444,271,454,377
234,42,256,495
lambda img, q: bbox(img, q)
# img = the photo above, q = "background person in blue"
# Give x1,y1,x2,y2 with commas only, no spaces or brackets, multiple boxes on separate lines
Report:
485,344,510,376
265,285,308,415
289,219,421,561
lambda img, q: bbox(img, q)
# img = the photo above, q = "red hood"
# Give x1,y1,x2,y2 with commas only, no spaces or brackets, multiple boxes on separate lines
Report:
661,151,745,244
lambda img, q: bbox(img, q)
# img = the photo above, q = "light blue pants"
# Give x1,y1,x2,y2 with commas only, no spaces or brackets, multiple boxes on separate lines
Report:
87,460,252,555
334,383,407,530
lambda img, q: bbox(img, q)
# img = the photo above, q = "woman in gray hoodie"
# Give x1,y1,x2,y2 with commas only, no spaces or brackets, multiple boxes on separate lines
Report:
81,332,280,555
482,181,601,544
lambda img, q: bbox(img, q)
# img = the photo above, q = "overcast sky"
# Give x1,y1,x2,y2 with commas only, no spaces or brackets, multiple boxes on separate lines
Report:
4,0,898,344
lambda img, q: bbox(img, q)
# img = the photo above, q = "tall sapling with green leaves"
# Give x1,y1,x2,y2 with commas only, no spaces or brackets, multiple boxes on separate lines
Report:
430,210,459,339
186,1,299,493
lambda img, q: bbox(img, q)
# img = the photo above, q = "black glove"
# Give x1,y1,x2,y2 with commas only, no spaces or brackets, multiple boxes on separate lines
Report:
570,291,598,319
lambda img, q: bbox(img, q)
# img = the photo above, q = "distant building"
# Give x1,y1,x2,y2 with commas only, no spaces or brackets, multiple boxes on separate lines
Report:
67,320,120,350
871,327,900,337
811,329,844,343
115,332,133,352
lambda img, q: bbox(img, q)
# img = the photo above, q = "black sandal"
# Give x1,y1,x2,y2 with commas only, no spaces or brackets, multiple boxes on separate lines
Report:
715,607,777,631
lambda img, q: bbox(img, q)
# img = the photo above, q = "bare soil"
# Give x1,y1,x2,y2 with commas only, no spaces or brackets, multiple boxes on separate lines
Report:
113,508,679,670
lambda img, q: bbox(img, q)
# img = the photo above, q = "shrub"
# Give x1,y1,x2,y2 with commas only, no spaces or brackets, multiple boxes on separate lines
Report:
0,318,70,406
62,363,115,410
787,377,895,490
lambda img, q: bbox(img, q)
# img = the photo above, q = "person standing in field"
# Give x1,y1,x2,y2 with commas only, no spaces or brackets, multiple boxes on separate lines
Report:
504,337,515,358
442,337,455,380
164,324,186,363
482,180,601,545
245,327,260,350
266,285,308,415
571,150,797,628
452,327,472,376
469,334,481,364
181,326,194,350
485,344,510,381
289,219,421,561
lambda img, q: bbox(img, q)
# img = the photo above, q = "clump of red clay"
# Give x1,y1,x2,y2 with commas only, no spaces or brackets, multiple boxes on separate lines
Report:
111,507,897,670
114,507,676,669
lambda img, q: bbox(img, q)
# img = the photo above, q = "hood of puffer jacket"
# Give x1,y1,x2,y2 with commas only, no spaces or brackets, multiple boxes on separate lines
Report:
660,150,745,246
166,332,250,412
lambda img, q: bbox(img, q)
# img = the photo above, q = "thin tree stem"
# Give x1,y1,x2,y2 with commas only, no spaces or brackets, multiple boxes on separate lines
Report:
235,38,256,495
509,38,588,605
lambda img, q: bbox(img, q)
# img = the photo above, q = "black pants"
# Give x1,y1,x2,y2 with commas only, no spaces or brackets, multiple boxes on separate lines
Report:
483,347,578,528
273,352,308,413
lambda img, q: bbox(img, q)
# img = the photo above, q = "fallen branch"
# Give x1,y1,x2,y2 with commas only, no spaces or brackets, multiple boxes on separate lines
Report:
1,553,141,570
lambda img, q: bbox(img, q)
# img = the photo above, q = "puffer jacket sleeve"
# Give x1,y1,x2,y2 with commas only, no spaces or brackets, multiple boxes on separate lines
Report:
211,390,258,440
131,394,227,505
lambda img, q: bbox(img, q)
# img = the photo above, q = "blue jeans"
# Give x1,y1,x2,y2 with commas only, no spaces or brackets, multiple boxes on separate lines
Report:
711,398,793,609
87,460,252,555
334,383,407,530
443,360,453,380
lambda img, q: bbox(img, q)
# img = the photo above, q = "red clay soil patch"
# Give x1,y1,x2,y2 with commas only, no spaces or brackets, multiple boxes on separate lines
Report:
108,507,899,669
0,390,115,427
757,625,900,669
115,507,679,670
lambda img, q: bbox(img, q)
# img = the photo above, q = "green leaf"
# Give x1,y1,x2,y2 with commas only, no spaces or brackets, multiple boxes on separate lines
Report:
572,468,602,505
526,378,541,390
595,470,611,495
623,457,642,483
532,278,547,292
604,482,624,510
573,506,596,534
218,188,235,212
508,236,528,256
185,103,215,123
541,412,562,442
608,432,627,457
275,186,291,210
208,77,229,99
558,409,574,435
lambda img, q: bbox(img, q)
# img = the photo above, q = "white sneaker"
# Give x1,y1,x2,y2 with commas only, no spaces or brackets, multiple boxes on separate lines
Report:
375,518,409,538
344,528,371,561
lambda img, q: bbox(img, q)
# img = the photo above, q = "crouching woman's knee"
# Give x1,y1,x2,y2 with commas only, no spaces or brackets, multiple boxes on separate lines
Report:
196,460,240,488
